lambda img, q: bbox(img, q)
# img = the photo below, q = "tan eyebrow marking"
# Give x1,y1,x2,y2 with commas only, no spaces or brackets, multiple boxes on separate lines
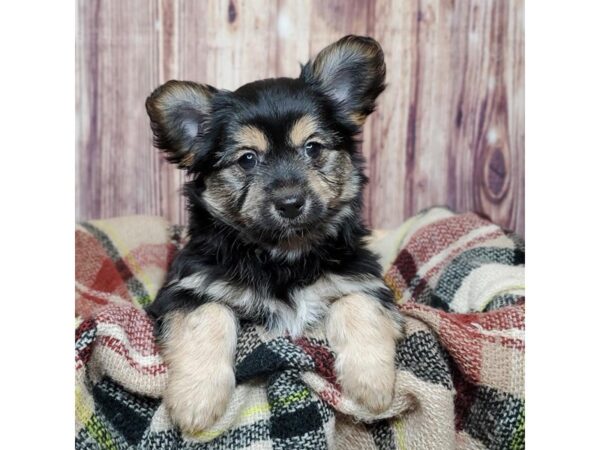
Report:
289,115,320,147
234,125,269,153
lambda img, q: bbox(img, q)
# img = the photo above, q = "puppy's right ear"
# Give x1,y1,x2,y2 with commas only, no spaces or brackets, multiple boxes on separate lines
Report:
146,80,217,169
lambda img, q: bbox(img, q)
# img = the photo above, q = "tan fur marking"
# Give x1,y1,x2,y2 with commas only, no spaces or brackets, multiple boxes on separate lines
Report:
202,175,234,219
240,182,266,223
312,38,382,82
152,81,213,113
338,175,360,202
308,151,355,207
349,112,367,126
289,115,320,147
180,152,195,167
161,304,237,432
234,125,268,153
307,170,336,202
332,152,355,198
326,293,401,413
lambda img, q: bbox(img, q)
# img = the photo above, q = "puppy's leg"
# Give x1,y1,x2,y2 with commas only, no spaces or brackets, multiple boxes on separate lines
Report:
326,293,401,413
161,303,237,432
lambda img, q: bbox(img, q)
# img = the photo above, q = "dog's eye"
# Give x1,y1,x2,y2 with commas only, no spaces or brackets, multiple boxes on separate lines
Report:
304,142,323,158
238,151,258,170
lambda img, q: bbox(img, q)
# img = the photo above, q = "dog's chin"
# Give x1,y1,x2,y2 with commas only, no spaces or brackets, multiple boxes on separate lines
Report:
239,213,327,254
258,220,322,245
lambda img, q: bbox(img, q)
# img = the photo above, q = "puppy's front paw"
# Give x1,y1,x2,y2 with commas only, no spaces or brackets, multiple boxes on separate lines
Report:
326,293,401,414
165,363,235,433
335,348,395,414
160,304,239,433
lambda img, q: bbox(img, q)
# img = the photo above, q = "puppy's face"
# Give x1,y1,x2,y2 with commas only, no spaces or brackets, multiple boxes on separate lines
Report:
146,36,386,253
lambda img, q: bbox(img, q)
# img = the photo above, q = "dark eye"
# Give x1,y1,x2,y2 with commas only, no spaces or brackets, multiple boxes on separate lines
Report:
304,141,323,158
237,151,258,170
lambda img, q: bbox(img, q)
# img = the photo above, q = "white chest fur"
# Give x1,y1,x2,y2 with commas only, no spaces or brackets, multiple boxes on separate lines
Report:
173,271,386,337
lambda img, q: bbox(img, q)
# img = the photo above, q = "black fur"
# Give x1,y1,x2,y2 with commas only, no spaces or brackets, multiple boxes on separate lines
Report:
145,35,397,336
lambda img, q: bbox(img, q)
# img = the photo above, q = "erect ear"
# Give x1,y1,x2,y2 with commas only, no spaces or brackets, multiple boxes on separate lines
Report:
146,80,217,168
300,35,386,126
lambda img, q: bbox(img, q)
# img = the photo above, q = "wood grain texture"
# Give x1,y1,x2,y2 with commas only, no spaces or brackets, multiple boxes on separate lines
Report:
76,0,524,235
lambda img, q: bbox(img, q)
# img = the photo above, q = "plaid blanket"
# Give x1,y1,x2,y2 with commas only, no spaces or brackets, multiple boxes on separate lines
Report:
75,208,525,450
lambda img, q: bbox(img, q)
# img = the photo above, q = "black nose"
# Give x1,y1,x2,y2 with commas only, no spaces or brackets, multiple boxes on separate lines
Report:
274,195,305,219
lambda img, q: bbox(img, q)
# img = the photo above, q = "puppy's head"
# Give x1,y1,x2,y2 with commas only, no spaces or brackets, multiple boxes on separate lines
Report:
146,35,385,254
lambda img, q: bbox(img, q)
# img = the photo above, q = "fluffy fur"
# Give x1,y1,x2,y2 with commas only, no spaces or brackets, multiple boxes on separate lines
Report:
160,305,237,433
145,35,403,431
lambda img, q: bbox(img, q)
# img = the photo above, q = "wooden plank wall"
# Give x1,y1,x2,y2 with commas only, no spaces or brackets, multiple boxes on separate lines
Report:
76,0,524,235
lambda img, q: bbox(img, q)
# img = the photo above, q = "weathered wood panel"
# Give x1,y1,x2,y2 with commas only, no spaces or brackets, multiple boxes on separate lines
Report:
76,0,162,219
76,0,524,235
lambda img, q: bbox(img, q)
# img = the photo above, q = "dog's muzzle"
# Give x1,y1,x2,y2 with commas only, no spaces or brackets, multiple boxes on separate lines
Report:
273,192,305,219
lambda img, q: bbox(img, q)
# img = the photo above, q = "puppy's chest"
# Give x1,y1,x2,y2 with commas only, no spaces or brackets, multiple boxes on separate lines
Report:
223,272,379,337
230,277,332,337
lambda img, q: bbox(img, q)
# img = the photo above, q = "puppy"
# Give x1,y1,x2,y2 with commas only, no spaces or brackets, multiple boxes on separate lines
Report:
145,35,403,433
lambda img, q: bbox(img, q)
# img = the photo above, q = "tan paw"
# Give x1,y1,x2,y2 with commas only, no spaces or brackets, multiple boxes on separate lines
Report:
326,294,401,414
164,363,235,433
160,305,238,433
335,349,395,414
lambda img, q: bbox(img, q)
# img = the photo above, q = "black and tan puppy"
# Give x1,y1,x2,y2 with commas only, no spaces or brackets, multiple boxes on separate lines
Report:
145,35,403,432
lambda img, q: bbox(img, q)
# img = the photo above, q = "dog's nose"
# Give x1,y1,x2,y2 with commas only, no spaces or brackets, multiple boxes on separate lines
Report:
274,195,305,219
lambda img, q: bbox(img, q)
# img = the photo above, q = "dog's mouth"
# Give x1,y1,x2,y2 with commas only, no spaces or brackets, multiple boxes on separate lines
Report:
269,219,322,239
242,211,326,249
255,202,347,249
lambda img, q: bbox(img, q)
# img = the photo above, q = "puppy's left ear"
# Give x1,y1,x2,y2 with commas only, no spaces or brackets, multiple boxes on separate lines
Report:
300,35,386,126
